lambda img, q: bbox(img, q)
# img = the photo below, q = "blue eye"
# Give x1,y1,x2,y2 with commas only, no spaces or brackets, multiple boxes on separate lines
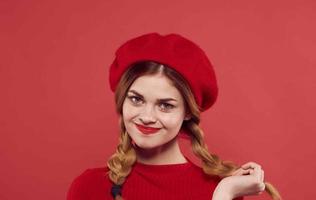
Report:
128,96,142,104
127,95,175,111
160,103,174,110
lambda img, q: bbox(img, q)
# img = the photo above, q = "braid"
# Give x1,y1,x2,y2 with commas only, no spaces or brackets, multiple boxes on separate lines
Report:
108,60,282,199
107,120,137,199
186,121,239,177
184,120,282,199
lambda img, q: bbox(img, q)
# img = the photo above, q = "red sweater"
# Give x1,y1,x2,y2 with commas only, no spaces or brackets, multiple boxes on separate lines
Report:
67,158,244,200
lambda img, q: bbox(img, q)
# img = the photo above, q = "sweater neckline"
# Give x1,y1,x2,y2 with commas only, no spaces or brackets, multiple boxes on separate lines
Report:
133,156,194,174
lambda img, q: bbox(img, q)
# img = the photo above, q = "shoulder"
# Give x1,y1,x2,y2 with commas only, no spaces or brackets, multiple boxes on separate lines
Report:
66,167,112,200
188,162,245,200
188,161,222,185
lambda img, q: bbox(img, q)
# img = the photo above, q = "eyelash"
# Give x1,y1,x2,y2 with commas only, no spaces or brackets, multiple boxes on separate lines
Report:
127,96,175,110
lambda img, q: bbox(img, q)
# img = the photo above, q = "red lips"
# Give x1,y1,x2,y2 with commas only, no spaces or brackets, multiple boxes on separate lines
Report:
135,124,161,134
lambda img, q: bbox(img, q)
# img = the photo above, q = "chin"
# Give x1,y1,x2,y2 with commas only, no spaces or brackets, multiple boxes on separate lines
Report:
133,140,160,149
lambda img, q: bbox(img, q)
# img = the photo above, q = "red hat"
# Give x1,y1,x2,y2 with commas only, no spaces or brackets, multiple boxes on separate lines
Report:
109,32,218,112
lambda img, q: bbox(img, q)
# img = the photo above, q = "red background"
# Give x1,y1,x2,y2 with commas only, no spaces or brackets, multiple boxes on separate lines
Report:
1,0,315,199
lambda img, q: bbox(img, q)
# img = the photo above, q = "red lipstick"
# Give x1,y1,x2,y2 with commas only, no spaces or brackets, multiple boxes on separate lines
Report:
135,124,161,134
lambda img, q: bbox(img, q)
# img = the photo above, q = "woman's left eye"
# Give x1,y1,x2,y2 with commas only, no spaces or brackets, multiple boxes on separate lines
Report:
160,103,174,110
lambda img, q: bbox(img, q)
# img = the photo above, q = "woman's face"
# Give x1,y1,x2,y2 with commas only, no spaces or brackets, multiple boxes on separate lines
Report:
122,73,188,149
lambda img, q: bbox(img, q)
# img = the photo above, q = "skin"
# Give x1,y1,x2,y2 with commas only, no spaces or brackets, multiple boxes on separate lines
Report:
213,162,266,199
122,73,190,165
121,72,265,199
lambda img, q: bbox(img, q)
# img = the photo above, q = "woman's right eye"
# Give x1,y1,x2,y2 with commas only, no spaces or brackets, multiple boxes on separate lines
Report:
128,96,142,104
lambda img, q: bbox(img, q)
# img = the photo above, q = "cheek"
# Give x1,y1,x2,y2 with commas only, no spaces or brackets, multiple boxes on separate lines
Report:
122,102,136,119
160,113,184,127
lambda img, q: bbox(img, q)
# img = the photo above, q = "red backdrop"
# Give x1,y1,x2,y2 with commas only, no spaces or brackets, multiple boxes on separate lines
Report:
1,0,315,199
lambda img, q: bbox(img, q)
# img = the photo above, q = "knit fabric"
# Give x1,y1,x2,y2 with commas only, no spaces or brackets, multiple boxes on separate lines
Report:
108,32,219,112
67,158,244,200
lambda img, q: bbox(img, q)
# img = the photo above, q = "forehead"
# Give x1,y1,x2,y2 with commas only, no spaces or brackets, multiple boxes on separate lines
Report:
128,74,182,100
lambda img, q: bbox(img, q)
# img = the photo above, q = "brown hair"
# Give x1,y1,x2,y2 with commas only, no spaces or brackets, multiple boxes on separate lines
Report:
107,61,282,200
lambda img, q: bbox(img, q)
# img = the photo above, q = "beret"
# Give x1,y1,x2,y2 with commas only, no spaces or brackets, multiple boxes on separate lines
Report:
109,32,218,112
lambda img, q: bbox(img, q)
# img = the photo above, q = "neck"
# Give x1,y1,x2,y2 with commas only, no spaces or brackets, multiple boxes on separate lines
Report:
134,137,187,165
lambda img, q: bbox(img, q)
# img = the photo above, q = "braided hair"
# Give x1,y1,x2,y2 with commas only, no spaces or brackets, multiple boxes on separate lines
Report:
106,61,282,200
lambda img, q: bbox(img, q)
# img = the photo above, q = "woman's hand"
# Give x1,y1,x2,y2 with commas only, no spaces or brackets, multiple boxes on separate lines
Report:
212,162,265,200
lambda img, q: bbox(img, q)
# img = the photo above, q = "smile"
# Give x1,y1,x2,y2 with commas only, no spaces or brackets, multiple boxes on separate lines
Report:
135,124,161,135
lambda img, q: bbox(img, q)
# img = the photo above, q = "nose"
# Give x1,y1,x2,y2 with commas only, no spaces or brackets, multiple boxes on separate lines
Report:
139,105,157,124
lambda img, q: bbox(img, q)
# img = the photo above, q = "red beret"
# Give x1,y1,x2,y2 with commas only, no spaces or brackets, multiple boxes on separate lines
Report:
109,32,218,112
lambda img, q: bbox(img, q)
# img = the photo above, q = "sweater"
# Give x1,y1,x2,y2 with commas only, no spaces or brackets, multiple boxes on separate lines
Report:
67,158,244,200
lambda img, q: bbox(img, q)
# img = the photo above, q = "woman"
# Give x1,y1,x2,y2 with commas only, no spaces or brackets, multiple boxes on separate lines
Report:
67,33,281,200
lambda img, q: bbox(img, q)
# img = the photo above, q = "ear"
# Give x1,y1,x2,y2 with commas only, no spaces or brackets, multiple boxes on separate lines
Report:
184,114,191,121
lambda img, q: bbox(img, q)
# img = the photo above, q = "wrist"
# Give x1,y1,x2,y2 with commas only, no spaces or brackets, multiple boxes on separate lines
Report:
212,192,232,200
212,181,234,200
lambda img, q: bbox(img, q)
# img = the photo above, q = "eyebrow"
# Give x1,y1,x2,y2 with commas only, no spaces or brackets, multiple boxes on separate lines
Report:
128,89,178,102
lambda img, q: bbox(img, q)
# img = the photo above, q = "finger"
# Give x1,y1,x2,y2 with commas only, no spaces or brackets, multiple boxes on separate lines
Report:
259,182,266,191
253,164,262,182
240,169,252,175
244,169,252,175
243,162,262,180
241,162,261,170
232,168,246,176
259,169,263,182
232,168,254,176
250,167,264,188
231,169,239,176
241,162,256,169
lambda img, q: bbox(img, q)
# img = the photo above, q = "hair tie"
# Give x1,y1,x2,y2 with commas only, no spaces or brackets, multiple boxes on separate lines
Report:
111,184,122,198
